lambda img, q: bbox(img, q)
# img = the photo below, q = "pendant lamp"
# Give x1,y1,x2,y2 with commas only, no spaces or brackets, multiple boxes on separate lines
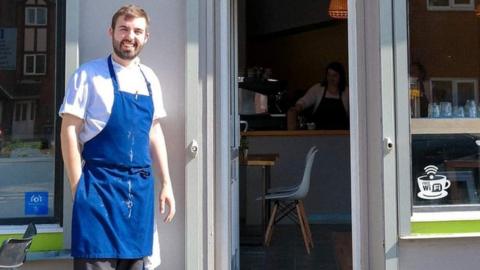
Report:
328,0,348,19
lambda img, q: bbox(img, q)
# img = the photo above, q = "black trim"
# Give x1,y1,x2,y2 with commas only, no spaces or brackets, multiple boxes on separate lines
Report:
54,0,66,227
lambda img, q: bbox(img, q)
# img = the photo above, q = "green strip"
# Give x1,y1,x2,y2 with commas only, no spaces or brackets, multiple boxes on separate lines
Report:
0,233,63,251
412,220,480,234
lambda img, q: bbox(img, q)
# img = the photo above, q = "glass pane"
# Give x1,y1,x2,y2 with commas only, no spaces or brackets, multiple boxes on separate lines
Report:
25,55,34,73
36,8,47,25
429,0,449,7
408,0,480,210
431,80,453,104
35,54,46,74
25,8,35,25
457,82,475,107
21,103,27,121
454,0,471,5
0,2,56,219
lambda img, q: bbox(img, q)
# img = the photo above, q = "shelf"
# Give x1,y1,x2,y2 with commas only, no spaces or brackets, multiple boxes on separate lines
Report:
411,118,480,134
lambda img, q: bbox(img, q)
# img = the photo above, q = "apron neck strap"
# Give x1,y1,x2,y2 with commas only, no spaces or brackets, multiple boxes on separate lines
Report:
108,55,120,92
108,55,152,96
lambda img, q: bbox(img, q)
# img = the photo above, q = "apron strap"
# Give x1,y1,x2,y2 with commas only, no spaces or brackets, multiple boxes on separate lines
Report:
108,55,153,96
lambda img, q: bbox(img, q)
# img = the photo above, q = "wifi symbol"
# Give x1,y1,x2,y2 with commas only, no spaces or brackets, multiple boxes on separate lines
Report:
424,165,438,176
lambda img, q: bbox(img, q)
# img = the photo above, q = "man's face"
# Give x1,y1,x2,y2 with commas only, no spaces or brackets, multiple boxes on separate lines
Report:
109,15,149,61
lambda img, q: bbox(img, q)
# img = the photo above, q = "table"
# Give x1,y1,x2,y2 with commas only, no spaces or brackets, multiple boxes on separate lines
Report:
240,153,279,237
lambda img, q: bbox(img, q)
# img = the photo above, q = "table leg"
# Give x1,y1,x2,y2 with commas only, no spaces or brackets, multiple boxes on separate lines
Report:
265,165,271,231
261,165,266,236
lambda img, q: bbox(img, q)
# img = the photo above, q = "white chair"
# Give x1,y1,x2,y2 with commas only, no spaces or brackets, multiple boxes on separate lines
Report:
0,223,37,269
262,146,318,254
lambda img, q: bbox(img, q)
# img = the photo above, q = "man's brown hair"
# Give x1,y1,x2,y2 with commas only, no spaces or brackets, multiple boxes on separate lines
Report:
111,5,150,30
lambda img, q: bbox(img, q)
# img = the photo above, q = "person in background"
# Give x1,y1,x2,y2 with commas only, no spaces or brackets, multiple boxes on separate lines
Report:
287,62,349,130
410,61,429,117
60,5,175,270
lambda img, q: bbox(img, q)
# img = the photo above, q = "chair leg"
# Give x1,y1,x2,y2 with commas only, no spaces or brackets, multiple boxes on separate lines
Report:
299,200,313,248
296,202,311,254
264,201,278,246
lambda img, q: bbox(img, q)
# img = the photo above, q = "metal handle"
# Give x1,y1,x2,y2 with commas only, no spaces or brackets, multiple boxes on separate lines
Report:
384,137,394,153
189,140,199,158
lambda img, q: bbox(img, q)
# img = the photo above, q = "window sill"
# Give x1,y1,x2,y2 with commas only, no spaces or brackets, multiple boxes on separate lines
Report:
0,224,62,235
411,211,480,222
27,250,71,261
401,232,480,240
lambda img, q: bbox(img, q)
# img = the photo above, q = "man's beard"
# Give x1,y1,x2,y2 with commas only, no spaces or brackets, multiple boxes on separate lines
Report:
112,39,144,60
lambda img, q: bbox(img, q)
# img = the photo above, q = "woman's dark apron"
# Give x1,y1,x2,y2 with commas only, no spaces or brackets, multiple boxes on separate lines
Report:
72,56,154,259
312,89,349,130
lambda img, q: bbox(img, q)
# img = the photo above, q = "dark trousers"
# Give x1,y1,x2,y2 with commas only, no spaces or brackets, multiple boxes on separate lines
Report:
74,258,144,270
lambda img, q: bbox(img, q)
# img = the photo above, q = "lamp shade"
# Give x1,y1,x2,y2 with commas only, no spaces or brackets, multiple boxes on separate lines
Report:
329,0,348,19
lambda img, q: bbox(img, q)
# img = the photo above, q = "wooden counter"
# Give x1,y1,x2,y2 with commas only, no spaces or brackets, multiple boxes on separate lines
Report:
241,130,350,137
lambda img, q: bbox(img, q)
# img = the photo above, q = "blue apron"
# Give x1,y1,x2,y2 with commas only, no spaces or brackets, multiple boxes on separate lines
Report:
72,56,154,259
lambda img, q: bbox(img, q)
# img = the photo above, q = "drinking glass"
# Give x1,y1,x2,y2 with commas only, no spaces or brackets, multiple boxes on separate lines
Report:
440,102,452,118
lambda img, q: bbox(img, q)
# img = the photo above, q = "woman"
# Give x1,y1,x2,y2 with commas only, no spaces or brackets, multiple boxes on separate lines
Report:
288,62,349,130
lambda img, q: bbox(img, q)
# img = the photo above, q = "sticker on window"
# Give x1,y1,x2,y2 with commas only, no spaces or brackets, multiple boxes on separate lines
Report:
417,165,451,200
25,191,48,215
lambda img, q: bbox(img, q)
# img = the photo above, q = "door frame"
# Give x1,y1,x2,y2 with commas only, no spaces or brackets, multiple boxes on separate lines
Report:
184,0,394,269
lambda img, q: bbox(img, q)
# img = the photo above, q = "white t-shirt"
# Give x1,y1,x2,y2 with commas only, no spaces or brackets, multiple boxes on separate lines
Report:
59,56,167,144
296,83,349,113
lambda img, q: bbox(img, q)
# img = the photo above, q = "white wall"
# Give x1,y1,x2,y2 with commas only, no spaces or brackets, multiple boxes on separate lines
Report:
399,238,480,270
77,1,185,269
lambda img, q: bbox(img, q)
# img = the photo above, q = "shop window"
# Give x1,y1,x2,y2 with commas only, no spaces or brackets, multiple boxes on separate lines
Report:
25,7,47,26
0,1,63,225
24,54,46,75
400,0,480,235
427,0,474,10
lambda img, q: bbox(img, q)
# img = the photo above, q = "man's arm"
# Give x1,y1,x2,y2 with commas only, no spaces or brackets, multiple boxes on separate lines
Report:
60,114,84,198
150,119,176,223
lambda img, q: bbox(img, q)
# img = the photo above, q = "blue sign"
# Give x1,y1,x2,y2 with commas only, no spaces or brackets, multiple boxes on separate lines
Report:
25,192,49,216
0,28,17,70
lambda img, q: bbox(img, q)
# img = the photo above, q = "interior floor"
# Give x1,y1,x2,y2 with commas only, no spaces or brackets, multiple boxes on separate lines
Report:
240,224,352,270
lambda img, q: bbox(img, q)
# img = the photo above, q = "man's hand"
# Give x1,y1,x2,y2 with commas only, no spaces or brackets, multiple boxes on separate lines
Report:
159,182,175,223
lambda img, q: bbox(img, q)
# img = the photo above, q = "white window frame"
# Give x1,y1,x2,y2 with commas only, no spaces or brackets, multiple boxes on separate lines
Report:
429,77,478,106
25,7,48,26
427,0,475,11
24,54,46,75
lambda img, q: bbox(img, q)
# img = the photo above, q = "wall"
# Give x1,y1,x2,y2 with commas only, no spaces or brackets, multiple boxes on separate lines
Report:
399,238,480,270
23,0,186,269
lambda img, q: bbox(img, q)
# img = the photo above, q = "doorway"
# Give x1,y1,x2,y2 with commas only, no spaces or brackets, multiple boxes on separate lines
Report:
235,1,352,269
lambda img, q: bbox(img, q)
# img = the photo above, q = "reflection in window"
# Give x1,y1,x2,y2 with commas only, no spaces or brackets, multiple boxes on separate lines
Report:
409,0,480,210
0,1,59,222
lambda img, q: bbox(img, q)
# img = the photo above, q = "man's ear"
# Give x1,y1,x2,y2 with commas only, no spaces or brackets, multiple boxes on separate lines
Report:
144,32,150,43
108,27,113,37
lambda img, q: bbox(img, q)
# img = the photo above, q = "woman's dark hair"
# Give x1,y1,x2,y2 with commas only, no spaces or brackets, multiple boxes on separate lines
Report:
322,62,347,94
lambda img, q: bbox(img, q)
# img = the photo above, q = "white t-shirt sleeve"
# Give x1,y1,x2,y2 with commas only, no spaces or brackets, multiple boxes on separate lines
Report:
296,83,322,110
59,68,90,119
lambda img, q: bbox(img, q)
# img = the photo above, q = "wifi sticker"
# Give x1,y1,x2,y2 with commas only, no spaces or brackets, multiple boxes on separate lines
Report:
417,165,451,200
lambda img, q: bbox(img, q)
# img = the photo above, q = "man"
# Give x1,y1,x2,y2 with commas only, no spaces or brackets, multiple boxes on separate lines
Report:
60,5,175,270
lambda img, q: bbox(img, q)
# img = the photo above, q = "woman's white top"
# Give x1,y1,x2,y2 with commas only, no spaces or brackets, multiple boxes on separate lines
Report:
296,83,349,113
59,57,167,144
